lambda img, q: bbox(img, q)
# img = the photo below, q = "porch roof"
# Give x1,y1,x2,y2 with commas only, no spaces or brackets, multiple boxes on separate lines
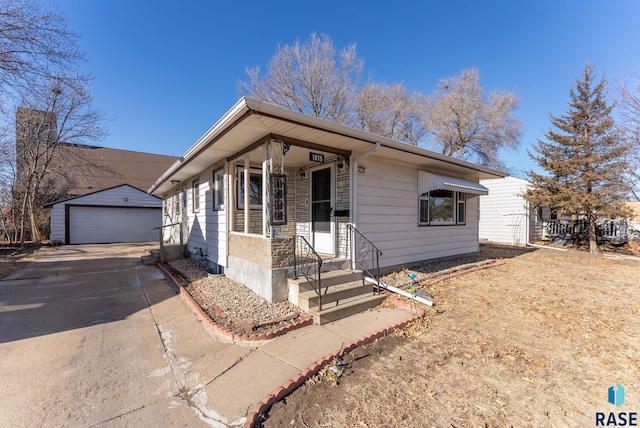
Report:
148,97,507,196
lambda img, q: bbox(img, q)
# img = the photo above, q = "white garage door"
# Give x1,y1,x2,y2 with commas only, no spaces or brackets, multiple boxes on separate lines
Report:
69,206,161,244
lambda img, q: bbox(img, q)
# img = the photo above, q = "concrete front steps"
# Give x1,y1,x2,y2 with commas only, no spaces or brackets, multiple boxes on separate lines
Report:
288,269,386,325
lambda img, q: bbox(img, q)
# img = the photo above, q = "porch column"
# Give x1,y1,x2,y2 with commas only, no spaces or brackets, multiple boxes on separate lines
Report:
263,146,269,238
244,155,250,234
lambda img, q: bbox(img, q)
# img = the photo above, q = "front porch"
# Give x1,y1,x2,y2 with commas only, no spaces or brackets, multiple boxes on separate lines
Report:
225,138,354,303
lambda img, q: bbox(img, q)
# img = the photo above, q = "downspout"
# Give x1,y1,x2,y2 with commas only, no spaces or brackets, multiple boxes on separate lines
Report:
349,142,380,269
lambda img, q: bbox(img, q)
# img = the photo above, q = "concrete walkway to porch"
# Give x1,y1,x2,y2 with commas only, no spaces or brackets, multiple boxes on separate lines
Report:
0,243,419,428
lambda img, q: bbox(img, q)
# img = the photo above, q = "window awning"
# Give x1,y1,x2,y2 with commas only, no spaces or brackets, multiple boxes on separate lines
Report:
418,171,489,196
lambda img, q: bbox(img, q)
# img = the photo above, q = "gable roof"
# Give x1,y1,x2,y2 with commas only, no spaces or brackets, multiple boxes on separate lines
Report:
149,97,507,196
52,144,177,196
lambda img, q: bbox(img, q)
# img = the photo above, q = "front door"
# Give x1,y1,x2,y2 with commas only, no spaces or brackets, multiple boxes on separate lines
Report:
311,164,335,255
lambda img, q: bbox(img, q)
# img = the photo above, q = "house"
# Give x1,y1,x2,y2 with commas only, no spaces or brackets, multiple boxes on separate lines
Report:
149,97,506,310
43,146,177,244
626,201,640,232
479,176,545,246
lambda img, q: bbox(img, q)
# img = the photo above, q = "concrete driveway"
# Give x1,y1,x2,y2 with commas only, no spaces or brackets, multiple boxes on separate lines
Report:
0,243,232,427
0,243,419,428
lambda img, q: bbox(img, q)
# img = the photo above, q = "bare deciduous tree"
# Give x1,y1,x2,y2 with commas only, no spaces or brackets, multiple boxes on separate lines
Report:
351,82,428,146
0,0,82,105
12,75,106,242
424,68,522,170
237,32,363,123
0,0,106,243
616,70,640,200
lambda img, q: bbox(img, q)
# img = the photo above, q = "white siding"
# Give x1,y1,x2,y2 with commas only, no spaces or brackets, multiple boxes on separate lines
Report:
356,158,480,268
479,177,542,245
50,204,66,243
49,185,162,244
162,164,227,268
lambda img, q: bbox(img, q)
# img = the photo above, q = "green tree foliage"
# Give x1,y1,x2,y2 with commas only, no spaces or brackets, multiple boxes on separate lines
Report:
525,63,630,254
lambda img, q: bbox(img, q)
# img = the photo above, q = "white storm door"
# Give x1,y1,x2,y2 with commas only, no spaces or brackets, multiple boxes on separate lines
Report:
311,164,335,255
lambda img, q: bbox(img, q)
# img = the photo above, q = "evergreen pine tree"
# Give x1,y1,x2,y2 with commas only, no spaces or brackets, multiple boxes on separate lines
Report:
526,63,630,254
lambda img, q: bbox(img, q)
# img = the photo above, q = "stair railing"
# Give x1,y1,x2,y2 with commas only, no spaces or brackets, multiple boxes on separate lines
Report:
346,224,382,295
293,235,324,311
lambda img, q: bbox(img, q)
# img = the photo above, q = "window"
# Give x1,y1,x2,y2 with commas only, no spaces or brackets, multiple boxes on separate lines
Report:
457,192,466,224
192,180,200,213
175,190,180,216
214,169,224,210
236,167,263,209
419,190,467,225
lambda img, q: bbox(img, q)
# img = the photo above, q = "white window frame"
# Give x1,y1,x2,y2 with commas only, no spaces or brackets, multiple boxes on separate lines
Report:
213,168,225,211
457,192,466,224
192,179,200,213
236,166,263,210
419,190,466,226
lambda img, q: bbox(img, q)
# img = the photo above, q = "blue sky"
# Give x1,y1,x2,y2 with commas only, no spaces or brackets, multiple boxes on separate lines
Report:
46,0,640,177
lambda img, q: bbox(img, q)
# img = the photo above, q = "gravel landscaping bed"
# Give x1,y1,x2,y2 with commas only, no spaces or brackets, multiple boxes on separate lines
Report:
164,259,301,337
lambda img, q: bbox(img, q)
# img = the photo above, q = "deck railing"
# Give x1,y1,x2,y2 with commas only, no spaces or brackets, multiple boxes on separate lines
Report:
543,219,628,244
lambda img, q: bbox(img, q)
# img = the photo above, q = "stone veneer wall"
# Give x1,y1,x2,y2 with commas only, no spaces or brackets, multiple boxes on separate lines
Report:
227,232,292,303
295,166,310,240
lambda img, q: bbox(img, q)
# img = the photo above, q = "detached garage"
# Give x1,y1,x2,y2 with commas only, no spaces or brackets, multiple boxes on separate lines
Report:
46,184,162,245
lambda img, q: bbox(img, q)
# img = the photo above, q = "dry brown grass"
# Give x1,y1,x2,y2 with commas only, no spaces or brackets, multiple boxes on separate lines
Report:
264,245,640,427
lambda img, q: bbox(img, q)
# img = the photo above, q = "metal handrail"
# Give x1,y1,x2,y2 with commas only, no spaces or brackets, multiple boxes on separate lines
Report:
293,235,324,311
346,224,382,294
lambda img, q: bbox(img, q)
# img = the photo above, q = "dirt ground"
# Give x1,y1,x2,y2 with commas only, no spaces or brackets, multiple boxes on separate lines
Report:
262,244,639,427
0,244,54,278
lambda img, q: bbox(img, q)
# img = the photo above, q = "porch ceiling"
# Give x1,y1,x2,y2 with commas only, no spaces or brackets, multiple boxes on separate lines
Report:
149,98,507,196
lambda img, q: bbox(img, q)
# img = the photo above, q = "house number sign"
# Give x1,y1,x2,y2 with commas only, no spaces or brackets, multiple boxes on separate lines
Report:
309,152,324,162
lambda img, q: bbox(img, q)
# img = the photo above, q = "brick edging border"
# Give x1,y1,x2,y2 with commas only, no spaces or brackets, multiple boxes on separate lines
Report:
243,298,425,428
156,263,313,341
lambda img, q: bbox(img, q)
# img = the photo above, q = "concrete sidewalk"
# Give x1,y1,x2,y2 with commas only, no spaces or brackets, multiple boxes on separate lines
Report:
0,243,418,427
145,269,418,427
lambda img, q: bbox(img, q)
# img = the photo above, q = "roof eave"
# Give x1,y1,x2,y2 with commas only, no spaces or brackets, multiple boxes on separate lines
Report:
149,97,508,195
148,98,253,195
